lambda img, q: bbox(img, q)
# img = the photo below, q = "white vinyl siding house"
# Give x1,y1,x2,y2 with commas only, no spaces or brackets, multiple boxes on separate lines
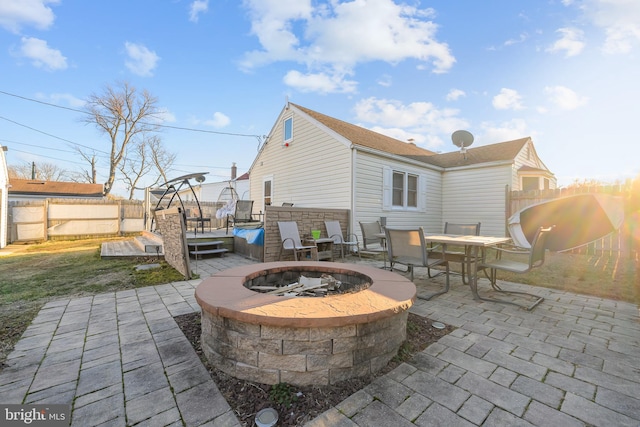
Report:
249,103,556,240
511,140,556,191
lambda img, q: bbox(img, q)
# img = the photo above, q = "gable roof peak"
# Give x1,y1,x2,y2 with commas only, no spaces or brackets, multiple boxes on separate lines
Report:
289,103,438,157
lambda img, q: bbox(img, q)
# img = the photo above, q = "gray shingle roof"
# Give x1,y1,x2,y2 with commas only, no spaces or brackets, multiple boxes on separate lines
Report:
414,137,531,168
291,103,530,167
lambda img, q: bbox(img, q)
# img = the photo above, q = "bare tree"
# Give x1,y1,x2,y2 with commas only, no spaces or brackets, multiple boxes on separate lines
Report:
80,81,163,197
118,135,177,199
8,161,67,181
118,137,154,200
71,147,98,183
148,135,176,184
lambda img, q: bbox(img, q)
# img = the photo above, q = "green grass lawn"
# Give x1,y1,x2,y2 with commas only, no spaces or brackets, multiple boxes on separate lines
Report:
490,250,639,304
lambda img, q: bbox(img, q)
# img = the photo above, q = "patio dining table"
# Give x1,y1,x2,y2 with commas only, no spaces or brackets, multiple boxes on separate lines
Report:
423,234,511,300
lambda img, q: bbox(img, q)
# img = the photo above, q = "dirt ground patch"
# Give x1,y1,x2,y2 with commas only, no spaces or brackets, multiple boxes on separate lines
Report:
175,311,453,426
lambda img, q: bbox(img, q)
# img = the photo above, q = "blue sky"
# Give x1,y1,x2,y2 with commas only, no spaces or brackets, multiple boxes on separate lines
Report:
1,0,639,197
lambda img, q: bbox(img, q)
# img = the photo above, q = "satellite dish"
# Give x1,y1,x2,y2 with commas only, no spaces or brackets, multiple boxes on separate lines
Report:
451,130,474,148
195,175,206,183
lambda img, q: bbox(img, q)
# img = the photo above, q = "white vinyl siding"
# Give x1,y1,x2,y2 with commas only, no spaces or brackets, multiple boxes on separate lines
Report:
442,165,511,237
249,108,352,214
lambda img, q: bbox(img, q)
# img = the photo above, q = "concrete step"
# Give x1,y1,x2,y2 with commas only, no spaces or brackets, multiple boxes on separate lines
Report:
187,240,224,249
190,248,228,257
188,240,228,258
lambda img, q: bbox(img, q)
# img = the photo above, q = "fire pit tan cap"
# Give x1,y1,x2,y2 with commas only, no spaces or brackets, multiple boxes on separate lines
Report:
195,261,417,328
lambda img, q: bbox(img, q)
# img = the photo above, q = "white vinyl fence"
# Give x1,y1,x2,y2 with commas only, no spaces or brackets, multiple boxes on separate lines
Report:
7,199,227,243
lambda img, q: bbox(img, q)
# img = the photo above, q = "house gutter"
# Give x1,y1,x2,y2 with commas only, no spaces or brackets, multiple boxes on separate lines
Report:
351,145,445,172
439,159,515,172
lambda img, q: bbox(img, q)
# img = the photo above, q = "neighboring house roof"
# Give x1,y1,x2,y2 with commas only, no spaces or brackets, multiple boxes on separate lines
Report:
291,103,438,157
237,172,249,180
9,179,104,197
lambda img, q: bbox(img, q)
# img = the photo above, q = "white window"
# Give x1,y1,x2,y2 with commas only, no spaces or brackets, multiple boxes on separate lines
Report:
392,171,404,206
407,174,418,207
284,117,293,143
383,166,425,211
522,176,539,191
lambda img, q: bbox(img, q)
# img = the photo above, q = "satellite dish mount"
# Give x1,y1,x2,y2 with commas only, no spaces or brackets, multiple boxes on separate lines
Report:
451,130,474,159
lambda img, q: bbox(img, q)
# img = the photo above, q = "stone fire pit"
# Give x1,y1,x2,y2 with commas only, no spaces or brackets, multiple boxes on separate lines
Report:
194,261,416,386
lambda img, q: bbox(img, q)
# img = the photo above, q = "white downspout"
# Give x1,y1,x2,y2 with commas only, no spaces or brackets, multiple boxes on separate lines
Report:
351,145,357,239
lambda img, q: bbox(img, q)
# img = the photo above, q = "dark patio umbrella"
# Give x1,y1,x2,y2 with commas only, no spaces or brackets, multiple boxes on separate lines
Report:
508,193,624,251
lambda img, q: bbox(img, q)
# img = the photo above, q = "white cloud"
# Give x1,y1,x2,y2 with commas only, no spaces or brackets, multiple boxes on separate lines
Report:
204,112,230,128
240,0,313,68
480,118,531,143
240,0,455,93
353,97,469,150
124,42,160,77
577,0,640,54
189,0,208,22
446,89,465,101
547,27,585,57
504,32,529,46
544,85,588,110
19,36,66,71
283,70,357,94
0,0,58,33
47,93,85,107
492,88,524,110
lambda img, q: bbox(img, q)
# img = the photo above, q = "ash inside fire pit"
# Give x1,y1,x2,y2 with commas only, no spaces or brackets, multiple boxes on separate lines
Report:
244,269,371,297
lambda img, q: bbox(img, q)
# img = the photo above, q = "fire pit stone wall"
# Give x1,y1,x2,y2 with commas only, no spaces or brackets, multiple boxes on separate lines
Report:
195,262,416,386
